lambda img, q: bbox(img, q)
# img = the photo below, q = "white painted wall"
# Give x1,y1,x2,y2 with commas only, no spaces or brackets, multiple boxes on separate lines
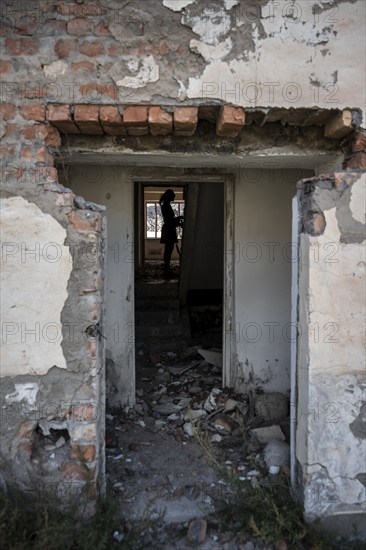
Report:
163,0,366,113
67,166,135,408
233,168,314,394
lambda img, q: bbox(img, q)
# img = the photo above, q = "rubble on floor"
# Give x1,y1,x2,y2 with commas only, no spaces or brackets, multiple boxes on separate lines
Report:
106,347,291,549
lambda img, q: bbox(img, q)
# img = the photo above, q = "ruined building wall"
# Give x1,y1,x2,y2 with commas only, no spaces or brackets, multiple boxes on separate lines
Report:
0,0,365,515
296,171,366,527
0,0,365,110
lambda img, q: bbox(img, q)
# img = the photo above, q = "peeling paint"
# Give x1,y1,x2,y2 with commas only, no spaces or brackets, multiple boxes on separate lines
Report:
111,56,159,89
162,0,195,11
5,383,39,408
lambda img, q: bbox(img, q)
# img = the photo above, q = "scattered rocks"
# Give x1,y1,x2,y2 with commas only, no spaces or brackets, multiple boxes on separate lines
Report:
187,518,207,546
251,425,286,444
254,393,289,423
264,440,290,469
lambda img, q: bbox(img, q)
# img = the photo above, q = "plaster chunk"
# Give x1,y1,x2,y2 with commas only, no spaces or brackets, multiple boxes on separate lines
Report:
111,56,159,89
349,174,366,224
0,197,72,377
43,60,68,78
162,0,195,11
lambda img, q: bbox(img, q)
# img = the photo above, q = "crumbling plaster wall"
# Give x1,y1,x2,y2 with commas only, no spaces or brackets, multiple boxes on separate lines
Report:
296,171,366,526
0,0,365,113
0,175,106,512
60,164,135,410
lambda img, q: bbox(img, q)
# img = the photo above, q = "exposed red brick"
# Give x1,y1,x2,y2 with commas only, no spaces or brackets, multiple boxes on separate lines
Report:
159,41,168,55
0,102,16,120
18,421,35,439
108,44,122,56
345,152,366,170
74,104,103,134
0,145,16,157
149,106,173,136
71,444,96,463
61,462,95,481
21,125,37,140
216,105,245,138
58,2,104,16
79,83,118,101
71,404,97,422
87,339,97,357
5,123,19,137
21,146,33,160
0,59,12,74
5,37,38,56
123,106,149,136
93,21,111,37
58,2,85,16
54,38,78,59
67,18,92,36
44,19,67,33
38,124,62,148
68,210,102,232
79,41,104,57
72,60,94,72
14,18,37,36
46,104,80,134
36,147,48,163
174,107,198,136
20,104,45,122
99,105,126,135
352,130,366,153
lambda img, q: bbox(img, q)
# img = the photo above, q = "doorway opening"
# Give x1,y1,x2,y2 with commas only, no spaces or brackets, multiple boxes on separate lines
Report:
134,179,227,397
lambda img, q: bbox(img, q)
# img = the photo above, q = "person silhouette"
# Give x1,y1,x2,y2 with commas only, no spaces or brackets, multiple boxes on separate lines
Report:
159,189,183,277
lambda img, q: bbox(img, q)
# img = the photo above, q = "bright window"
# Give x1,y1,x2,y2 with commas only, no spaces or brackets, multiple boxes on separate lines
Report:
145,201,184,239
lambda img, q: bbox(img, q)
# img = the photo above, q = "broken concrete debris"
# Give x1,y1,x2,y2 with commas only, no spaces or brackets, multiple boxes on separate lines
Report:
105,347,292,546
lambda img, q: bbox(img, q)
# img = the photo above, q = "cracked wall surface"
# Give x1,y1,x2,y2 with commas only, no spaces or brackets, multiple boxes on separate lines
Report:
0,0,365,520
0,0,365,111
296,172,366,526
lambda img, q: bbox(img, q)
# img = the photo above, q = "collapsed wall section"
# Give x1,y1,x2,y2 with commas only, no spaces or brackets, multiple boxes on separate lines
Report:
0,141,106,514
296,170,366,530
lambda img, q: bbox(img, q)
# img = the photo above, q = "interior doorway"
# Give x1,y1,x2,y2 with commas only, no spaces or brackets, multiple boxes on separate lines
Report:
134,179,229,393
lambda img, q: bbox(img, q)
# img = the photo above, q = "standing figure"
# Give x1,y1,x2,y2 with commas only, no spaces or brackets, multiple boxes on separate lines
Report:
159,189,183,277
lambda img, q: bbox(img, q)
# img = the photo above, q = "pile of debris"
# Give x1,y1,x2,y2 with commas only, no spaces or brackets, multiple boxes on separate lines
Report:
135,347,290,474
105,347,291,548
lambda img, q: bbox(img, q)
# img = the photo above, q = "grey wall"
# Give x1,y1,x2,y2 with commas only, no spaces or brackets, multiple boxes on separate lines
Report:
233,168,314,395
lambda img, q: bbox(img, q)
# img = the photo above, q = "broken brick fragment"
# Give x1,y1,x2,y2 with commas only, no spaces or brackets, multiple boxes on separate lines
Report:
73,104,103,134
148,106,173,136
216,105,245,138
99,105,126,135
174,107,198,136
71,444,96,462
46,104,80,134
123,106,149,136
